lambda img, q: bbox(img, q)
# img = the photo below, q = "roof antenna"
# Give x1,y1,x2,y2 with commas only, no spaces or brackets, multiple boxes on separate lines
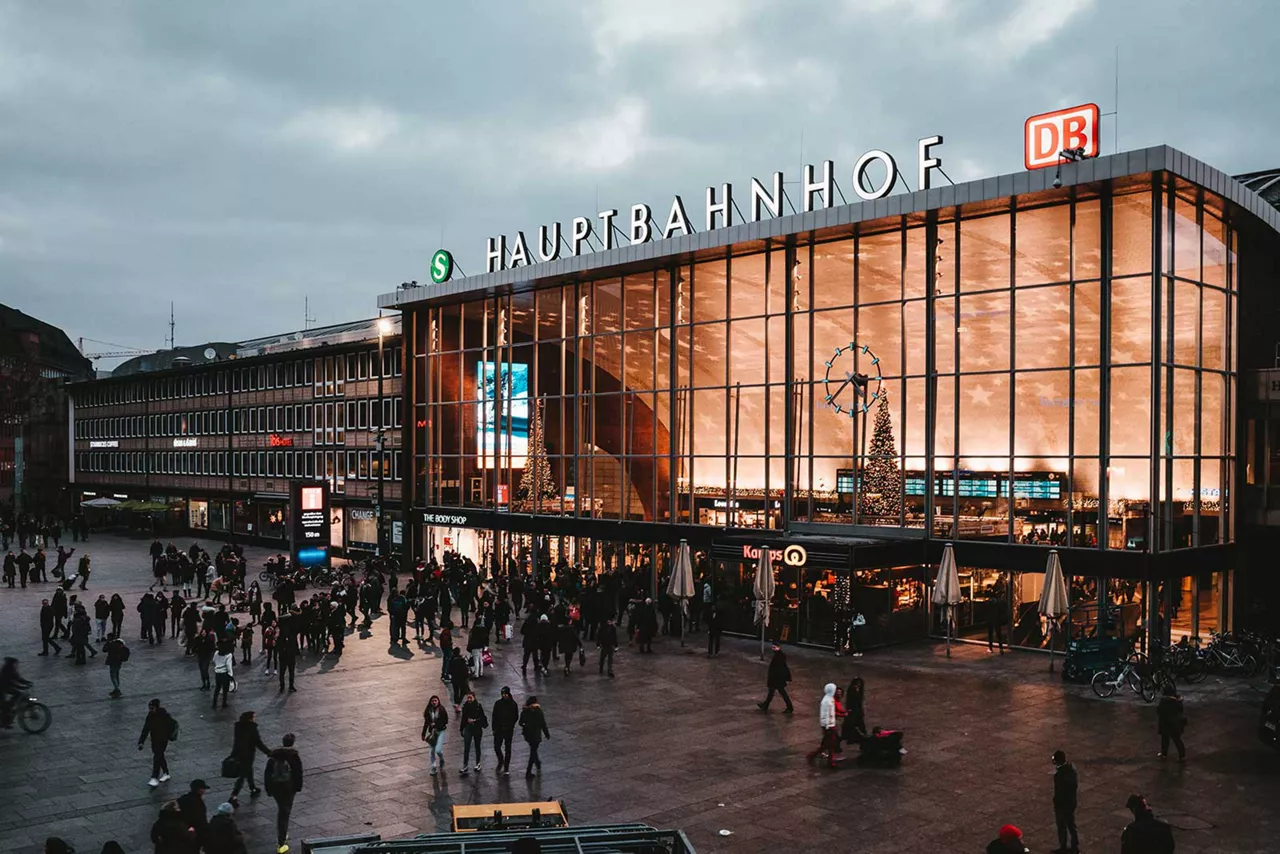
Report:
167,302,175,350
304,296,316,331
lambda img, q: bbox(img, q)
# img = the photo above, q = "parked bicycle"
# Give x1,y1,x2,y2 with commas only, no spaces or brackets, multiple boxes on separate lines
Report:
1092,652,1157,702
1201,630,1259,676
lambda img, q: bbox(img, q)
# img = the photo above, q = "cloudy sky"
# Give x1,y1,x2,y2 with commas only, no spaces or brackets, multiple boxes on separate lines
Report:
1,0,1275,364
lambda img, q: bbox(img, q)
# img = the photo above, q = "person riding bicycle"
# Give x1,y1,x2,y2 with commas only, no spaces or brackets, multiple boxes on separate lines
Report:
0,657,33,728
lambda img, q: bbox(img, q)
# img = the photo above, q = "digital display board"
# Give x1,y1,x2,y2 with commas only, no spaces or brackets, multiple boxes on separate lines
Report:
476,361,528,469
290,480,330,567
903,471,1062,500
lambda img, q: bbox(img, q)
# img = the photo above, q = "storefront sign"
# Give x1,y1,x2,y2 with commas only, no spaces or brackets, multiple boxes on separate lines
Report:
268,434,293,447
290,481,330,567
173,438,198,448
89,440,118,448
484,137,944,273
420,511,478,527
1024,103,1099,169
742,544,808,567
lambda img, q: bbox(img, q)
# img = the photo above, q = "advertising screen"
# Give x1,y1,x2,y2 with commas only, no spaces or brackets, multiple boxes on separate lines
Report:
290,480,330,567
476,361,528,469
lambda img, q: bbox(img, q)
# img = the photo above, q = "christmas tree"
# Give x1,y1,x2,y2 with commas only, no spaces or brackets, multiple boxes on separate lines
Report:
858,393,903,520
518,396,558,510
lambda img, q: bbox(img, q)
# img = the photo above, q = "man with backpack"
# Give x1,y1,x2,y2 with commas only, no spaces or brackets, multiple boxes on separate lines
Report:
104,633,129,698
137,698,178,788
264,733,304,854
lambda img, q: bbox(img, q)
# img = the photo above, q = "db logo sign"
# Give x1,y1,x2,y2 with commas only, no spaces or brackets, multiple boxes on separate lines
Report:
1024,103,1100,170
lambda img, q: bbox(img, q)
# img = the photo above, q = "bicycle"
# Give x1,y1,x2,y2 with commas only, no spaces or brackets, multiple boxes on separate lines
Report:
1092,654,1157,702
258,569,277,590
4,695,52,734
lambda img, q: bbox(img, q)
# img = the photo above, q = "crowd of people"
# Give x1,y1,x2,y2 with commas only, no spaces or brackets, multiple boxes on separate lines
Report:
3,534,1195,854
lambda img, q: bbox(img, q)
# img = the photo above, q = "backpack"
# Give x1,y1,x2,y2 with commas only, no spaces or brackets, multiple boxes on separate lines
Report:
168,715,180,741
269,753,294,790
119,642,131,662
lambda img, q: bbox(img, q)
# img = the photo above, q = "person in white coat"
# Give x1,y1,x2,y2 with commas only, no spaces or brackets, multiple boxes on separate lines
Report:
806,683,841,768
212,642,235,710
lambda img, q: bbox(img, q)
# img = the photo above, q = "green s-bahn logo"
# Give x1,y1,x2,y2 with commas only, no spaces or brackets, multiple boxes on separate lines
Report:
430,249,454,284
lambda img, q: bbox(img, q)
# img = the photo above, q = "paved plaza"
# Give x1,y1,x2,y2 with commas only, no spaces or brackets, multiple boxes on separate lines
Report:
0,534,1276,853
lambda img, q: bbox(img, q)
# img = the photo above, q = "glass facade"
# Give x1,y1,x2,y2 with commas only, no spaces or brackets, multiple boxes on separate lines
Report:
413,175,1237,553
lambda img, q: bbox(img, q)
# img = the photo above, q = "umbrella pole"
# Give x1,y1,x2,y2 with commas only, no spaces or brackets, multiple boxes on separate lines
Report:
760,614,765,660
1049,621,1056,673
945,606,951,658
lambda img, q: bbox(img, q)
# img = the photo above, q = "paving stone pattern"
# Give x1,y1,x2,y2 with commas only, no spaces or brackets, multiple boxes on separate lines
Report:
0,534,1277,853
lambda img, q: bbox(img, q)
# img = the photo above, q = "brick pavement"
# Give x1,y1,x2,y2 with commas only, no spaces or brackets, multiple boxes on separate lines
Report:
0,533,1277,853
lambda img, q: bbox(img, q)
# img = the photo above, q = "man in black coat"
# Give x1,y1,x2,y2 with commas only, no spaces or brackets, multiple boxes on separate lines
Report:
265,734,304,853
519,614,540,676
229,710,272,806
491,686,520,774
1121,794,1175,854
38,600,62,656
176,779,210,845
757,644,794,713
597,617,619,677
1051,749,1079,853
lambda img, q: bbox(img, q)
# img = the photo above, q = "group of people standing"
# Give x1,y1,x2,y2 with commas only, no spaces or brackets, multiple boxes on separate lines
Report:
421,687,550,778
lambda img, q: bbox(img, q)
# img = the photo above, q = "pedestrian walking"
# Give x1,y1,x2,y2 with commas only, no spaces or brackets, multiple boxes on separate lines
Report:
448,649,471,710
757,644,794,713
38,599,63,657
104,633,129,698
468,620,490,678
986,587,1007,654
518,695,550,778
986,824,1029,853
1051,749,1078,853
458,691,488,774
491,686,519,774
705,603,723,656
93,594,110,642
422,695,449,776
76,553,91,590
438,622,455,679
841,676,867,744
52,587,69,638
176,779,210,847
264,733,303,854
137,698,178,788
557,621,580,676
150,800,197,854
211,642,235,709
205,802,248,854
227,710,272,807
597,617,618,677
519,614,540,676
1156,684,1187,760
109,593,125,639
805,683,841,767
1121,794,1175,853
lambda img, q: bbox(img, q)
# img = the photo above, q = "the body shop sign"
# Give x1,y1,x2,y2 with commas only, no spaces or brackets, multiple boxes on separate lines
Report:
290,481,330,567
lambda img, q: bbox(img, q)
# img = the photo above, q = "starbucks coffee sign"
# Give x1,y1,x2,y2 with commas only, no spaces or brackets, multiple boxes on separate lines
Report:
484,136,945,274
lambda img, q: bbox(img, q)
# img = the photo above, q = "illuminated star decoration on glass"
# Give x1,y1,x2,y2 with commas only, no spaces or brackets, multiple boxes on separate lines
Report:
822,341,884,418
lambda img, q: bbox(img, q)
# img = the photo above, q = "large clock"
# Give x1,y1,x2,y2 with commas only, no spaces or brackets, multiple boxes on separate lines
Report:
822,342,884,418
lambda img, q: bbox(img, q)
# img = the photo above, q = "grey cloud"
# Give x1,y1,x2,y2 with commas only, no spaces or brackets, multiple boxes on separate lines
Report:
0,0,1276,359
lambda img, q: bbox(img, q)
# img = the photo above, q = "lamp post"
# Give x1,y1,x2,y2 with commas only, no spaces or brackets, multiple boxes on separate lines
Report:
376,316,393,559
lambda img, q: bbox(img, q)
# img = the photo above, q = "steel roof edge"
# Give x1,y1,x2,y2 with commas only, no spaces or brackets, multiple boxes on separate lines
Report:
377,145,1280,310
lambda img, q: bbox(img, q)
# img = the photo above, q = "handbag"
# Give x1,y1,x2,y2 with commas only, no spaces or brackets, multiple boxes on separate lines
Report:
482,648,494,667
220,755,240,778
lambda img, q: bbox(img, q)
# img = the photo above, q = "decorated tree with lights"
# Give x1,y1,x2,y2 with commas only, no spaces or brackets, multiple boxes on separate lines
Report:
518,396,557,509
858,393,903,519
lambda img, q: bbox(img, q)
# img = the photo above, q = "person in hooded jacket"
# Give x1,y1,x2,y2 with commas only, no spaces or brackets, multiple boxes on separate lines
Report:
757,644,794,713
491,686,520,774
842,677,867,744
52,588,69,638
458,692,488,774
520,614,541,676
264,733,303,854
204,802,247,854
518,695,550,777
536,614,556,674
109,593,126,639
447,649,471,710
805,683,841,768
150,800,198,854
986,824,1030,854
1120,794,1175,854
39,599,63,656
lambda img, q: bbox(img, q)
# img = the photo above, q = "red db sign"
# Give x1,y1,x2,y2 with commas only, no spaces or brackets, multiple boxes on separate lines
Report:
1024,104,1099,170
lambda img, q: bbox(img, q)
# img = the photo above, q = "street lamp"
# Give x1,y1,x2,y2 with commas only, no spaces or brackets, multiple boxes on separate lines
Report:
375,315,394,558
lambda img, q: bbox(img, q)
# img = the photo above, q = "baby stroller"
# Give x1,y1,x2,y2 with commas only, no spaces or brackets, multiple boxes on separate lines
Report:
857,727,905,766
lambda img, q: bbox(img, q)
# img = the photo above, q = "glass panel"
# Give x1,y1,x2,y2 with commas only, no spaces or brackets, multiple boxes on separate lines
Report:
594,279,622,334
730,251,767,318
1110,276,1152,364
959,291,1009,372
1073,368,1101,456
1074,198,1102,279
1202,286,1227,372
624,272,654,331
1014,369,1069,457
858,229,902,304
1070,458,1100,547
958,373,1010,457
812,239,853,310
905,226,928,300
934,375,955,458
1172,194,1200,281
768,315,788,385
691,323,726,386
904,300,926,376
624,331,655,391
1200,458,1223,544
1203,211,1227,287
692,390,726,456
729,318,767,387
960,214,1011,292
1109,367,1151,456
1112,188,1153,276
1074,281,1101,366
935,222,956,296
935,295,957,374
768,246,789,316
1201,373,1223,457
1015,203,1070,285
1014,285,1070,369
858,303,902,376
693,258,727,323
1173,280,1199,368
1172,369,1196,456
